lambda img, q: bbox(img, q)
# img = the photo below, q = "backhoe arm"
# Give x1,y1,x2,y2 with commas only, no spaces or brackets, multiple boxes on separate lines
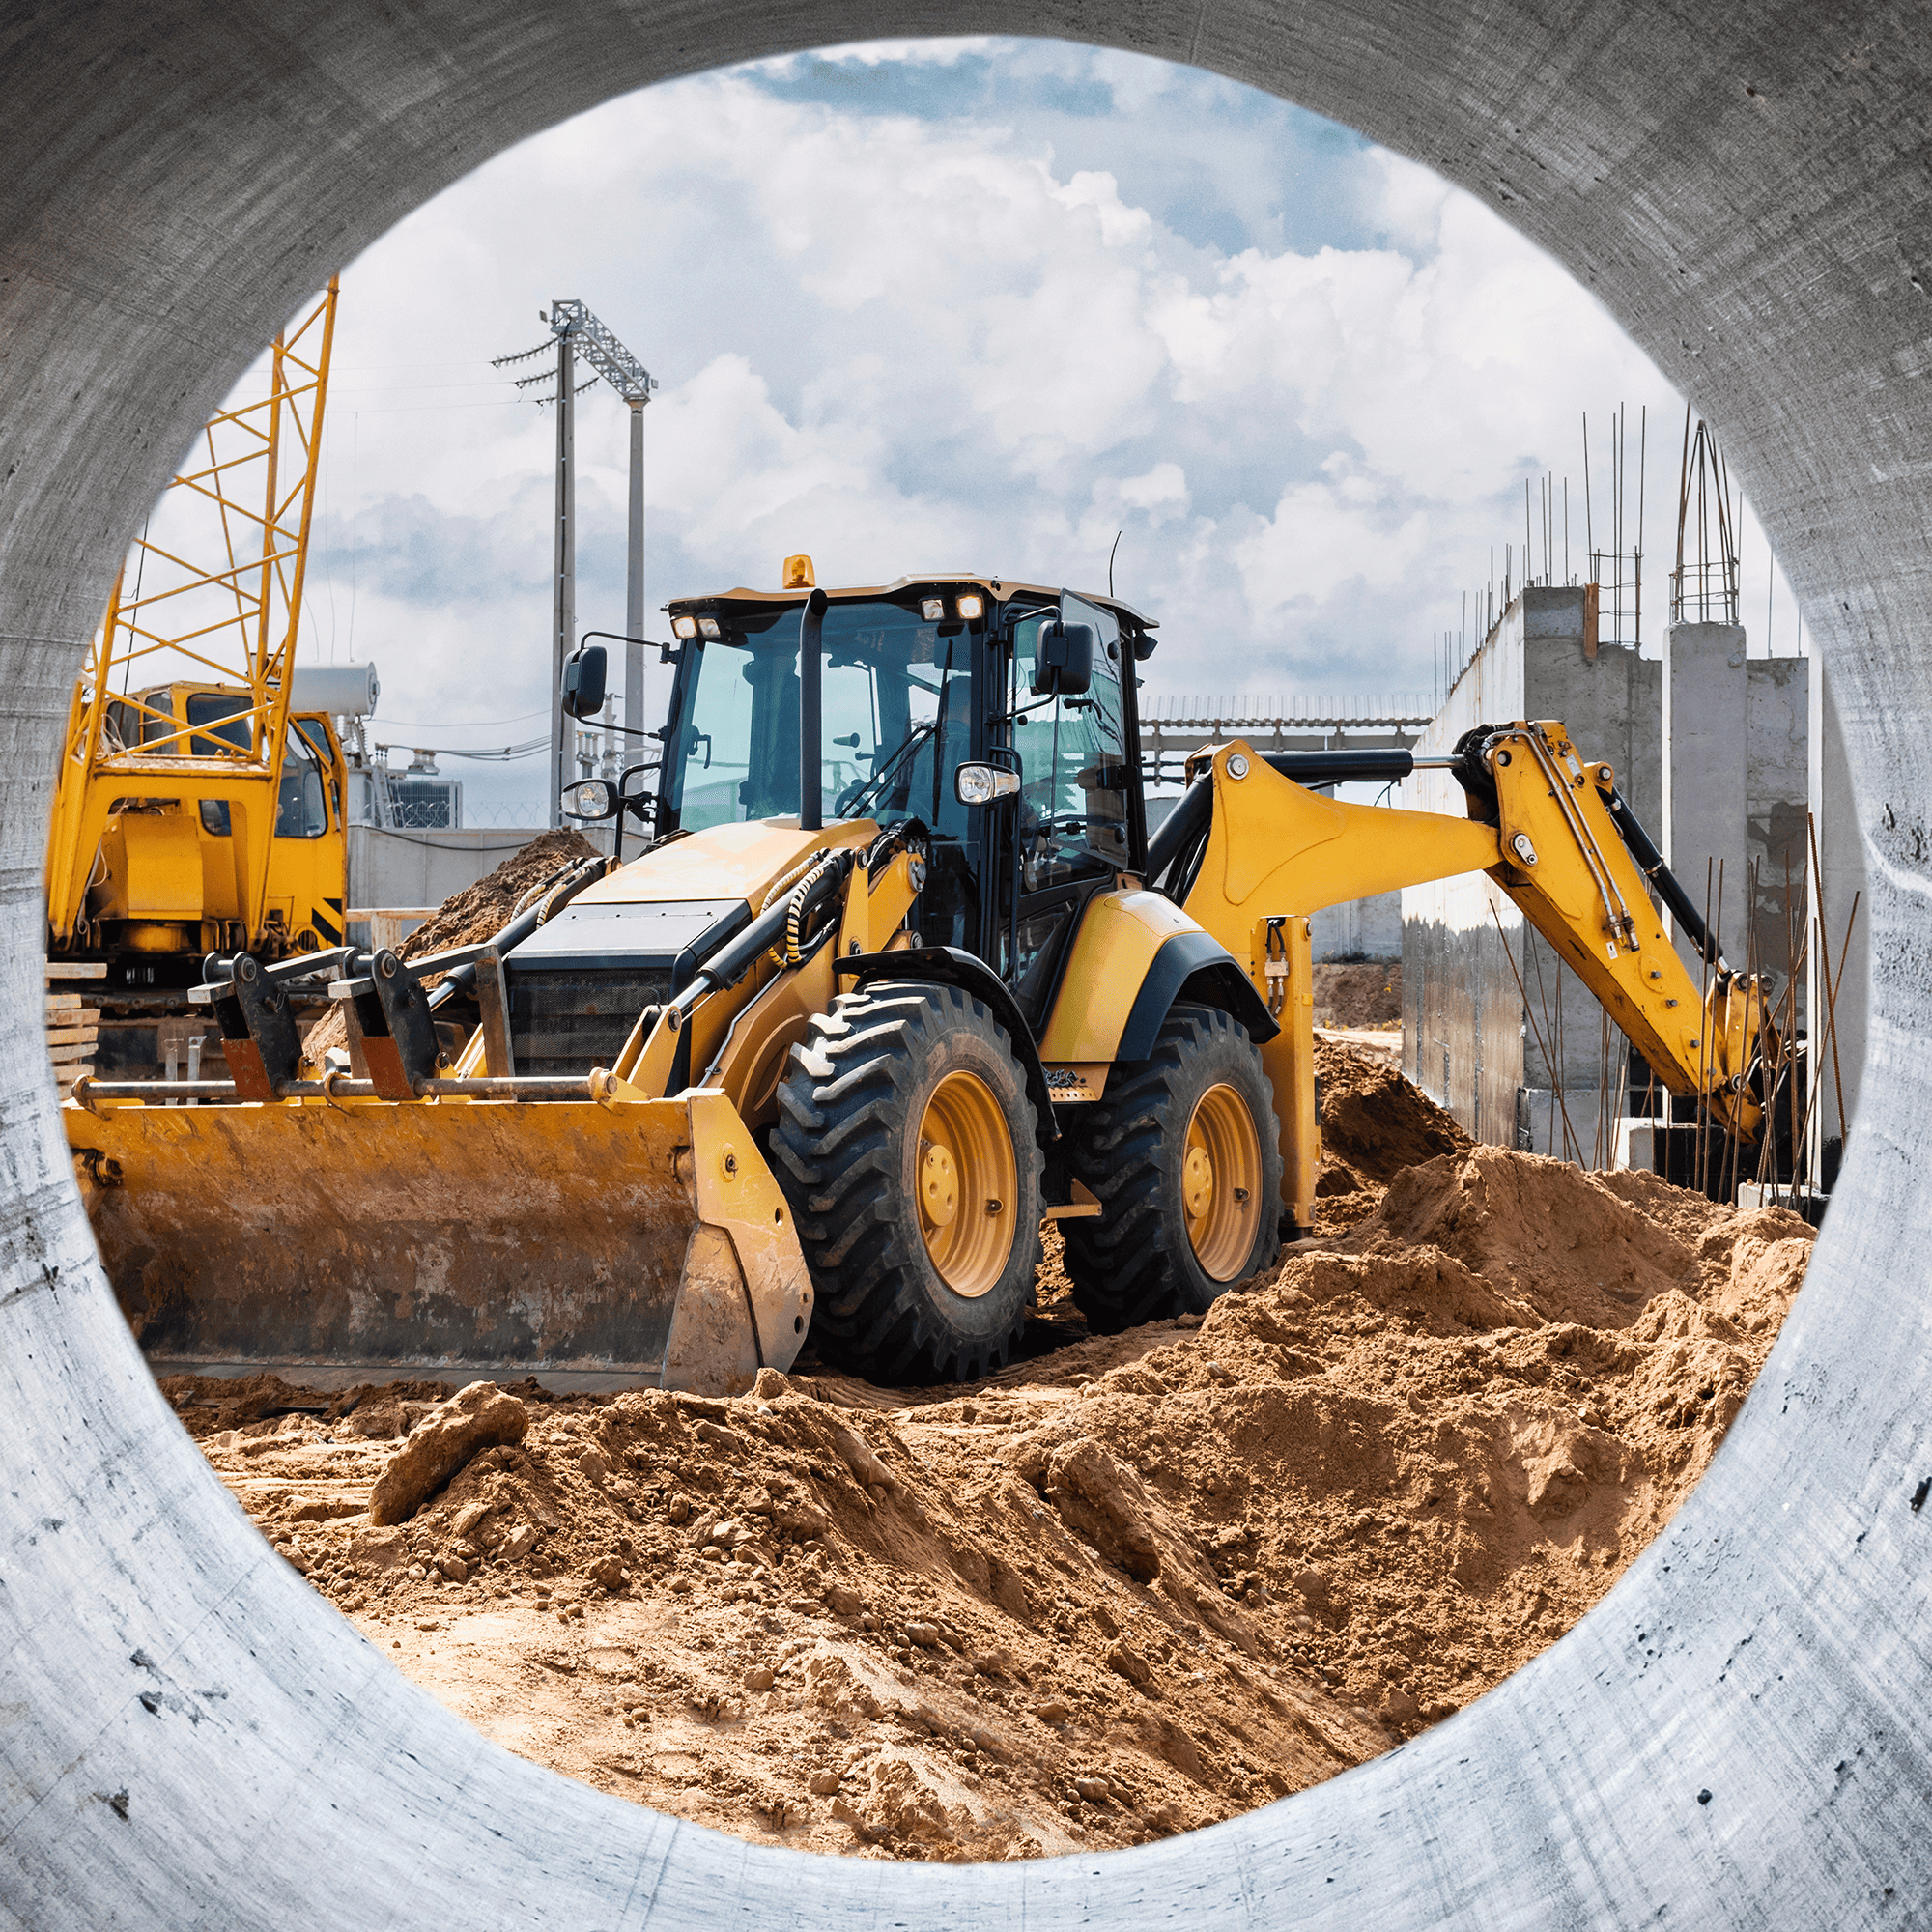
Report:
1164,722,1769,1225
1474,720,1764,1142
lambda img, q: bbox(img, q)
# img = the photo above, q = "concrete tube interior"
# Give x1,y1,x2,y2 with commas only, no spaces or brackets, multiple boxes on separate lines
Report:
5,4,1930,1922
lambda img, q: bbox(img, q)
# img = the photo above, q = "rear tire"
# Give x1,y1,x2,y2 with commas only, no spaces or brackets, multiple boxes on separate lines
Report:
1061,1004,1283,1332
771,980,1044,1383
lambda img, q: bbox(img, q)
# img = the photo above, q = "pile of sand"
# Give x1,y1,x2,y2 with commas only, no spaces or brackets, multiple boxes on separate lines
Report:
1312,962,1401,1030
167,1046,1811,1863
1310,1035,1467,1233
392,828,603,961
304,830,601,1064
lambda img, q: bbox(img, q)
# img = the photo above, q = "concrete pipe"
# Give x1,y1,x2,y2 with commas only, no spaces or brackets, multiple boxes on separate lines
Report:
3,4,1929,1923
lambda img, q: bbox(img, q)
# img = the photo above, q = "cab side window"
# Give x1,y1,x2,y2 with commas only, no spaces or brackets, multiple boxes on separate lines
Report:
186,692,253,836
1009,597,1131,893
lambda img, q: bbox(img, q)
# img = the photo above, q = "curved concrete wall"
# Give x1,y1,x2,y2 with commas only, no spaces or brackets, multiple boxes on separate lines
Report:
4,4,1928,1923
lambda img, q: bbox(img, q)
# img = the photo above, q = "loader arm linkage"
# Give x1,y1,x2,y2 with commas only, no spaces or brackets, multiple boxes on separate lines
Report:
63,826,933,1394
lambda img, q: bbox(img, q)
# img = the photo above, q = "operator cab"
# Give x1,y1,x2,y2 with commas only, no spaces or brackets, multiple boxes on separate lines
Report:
103,681,336,841
644,564,1156,1025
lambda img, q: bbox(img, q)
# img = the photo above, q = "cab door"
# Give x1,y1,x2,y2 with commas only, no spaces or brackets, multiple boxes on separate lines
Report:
260,715,348,949
998,593,1135,1026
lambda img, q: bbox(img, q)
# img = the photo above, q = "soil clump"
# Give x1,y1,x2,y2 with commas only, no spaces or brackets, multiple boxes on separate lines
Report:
167,1044,1811,1863
1309,1036,1467,1233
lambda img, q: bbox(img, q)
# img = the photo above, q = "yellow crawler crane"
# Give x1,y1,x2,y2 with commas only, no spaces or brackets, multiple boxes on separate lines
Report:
44,281,351,1075
65,559,1774,1393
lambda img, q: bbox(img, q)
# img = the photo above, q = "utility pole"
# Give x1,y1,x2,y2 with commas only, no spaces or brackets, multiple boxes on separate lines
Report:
548,299,657,792
627,399,646,749
497,302,657,827
552,324,576,828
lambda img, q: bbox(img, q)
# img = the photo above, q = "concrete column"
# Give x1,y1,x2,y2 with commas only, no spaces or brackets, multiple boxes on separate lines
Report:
1808,663,1867,1181
1744,656,1809,1018
1663,620,1749,966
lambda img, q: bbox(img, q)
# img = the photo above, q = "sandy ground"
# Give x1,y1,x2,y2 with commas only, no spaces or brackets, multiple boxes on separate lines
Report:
164,1043,1812,1862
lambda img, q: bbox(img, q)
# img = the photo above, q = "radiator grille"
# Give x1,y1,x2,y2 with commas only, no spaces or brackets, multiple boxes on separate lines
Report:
507,968,670,1076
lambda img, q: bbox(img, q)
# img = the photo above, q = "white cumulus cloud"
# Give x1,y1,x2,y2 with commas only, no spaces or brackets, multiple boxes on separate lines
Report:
180,39,1806,818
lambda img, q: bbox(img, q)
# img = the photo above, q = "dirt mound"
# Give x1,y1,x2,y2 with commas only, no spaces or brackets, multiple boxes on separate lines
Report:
175,1128,1811,1863
1345,1146,1711,1329
1313,961,1401,1029
394,828,602,961
1312,1037,1467,1235
304,830,601,1064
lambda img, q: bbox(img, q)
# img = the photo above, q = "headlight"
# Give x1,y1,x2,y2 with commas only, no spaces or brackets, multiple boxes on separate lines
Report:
921,597,945,622
564,779,617,819
670,614,698,640
698,616,722,639
956,593,984,621
954,762,1020,806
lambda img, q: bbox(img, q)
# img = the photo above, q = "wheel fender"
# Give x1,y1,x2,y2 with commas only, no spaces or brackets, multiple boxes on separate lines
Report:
1115,930,1281,1061
835,945,1059,1144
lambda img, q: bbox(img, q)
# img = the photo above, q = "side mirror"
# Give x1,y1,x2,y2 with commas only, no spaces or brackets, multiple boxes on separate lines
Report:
1030,620,1094,697
955,763,1020,806
562,643,608,718
563,777,618,820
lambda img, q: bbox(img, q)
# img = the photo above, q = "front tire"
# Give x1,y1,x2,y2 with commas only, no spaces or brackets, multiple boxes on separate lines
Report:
771,980,1044,1382
1062,1004,1283,1331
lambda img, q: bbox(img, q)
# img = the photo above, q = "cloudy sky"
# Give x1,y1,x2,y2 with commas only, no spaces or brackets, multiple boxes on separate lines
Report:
203,38,1806,821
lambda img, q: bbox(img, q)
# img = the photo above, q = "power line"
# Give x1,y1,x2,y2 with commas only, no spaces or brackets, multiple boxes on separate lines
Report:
375,736,549,761
378,709,548,729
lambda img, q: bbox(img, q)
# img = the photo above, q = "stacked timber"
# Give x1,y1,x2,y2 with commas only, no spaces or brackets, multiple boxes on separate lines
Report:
44,961,104,1097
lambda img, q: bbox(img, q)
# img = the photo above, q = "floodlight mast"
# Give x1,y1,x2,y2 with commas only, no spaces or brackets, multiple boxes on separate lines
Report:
544,300,659,827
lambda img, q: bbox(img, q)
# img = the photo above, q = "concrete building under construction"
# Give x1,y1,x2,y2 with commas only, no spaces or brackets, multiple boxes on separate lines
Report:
1399,582,1863,1194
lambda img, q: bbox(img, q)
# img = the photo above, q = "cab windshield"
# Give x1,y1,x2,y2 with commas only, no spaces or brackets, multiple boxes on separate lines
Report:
663,597,975,835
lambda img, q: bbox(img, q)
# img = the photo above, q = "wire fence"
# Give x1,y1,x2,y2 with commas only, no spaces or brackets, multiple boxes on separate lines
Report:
457,802,551,827
1137,694,1434,726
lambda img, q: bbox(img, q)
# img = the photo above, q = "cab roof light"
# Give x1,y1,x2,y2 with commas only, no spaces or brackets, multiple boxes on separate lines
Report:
697,616,722,639
670,614,698,640
956,592,984,621
782,554,816,589
921,597,945,622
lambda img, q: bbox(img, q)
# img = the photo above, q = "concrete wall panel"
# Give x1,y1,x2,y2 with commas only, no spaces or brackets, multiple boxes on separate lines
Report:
1663,621,1749,980
346,824,555,914
1311,888,1401,961
5,3,1932,1926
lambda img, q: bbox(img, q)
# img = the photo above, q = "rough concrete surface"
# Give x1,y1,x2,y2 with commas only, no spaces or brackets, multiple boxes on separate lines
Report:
3,3,1931,1928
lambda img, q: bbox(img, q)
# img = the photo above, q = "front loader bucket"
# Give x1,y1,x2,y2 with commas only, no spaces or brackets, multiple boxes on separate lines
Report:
65,1090,813,1395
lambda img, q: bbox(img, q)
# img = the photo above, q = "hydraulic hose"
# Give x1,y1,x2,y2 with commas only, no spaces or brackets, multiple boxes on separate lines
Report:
1600,783,1727,971
665,849,854,1023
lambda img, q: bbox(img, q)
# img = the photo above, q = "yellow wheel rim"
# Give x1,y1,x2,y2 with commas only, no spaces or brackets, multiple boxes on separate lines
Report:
915,1069,1018,1299
1183,1082,1264,1282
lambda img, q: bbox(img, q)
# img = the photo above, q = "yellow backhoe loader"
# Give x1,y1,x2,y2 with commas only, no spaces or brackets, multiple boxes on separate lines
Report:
65,559,1776,1392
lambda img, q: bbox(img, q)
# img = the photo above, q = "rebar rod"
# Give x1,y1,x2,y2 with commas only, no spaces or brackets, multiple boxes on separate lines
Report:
1492,901,1578,1165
